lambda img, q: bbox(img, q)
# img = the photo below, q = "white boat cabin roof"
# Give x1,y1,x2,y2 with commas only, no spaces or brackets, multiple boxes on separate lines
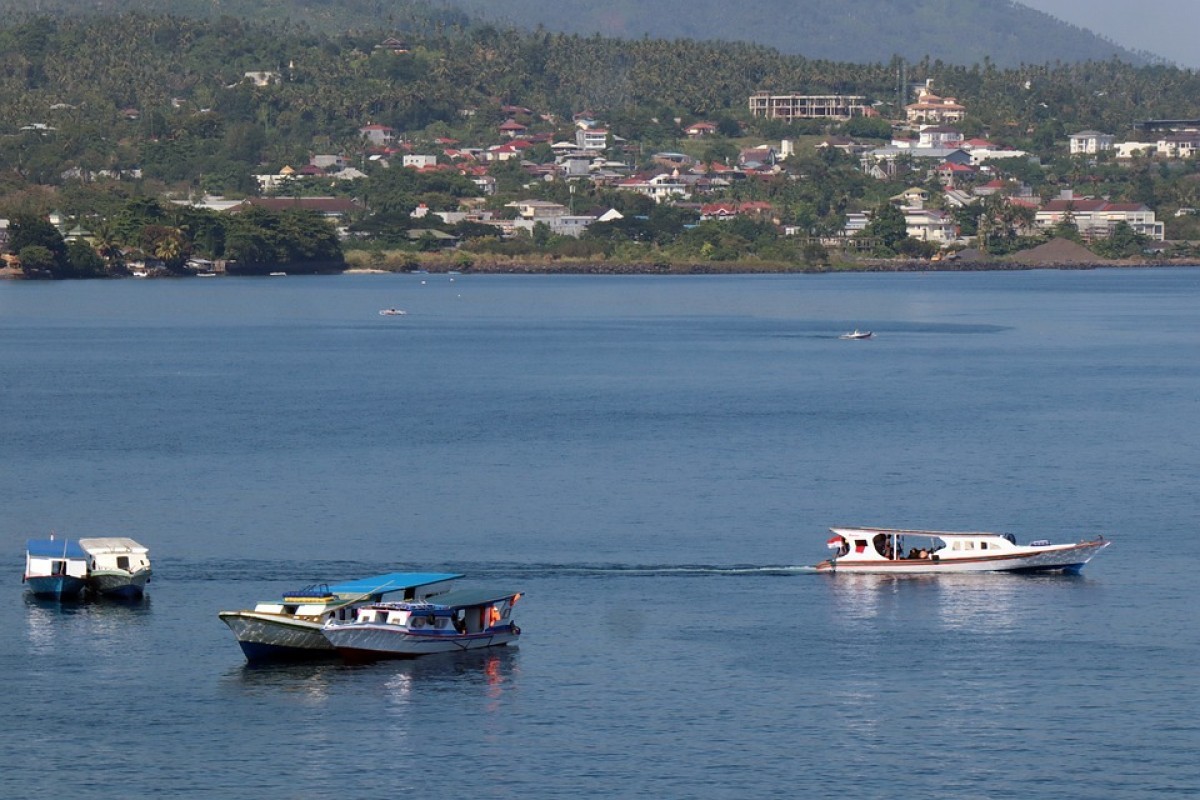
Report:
830,526,1012,541
78,537,150,555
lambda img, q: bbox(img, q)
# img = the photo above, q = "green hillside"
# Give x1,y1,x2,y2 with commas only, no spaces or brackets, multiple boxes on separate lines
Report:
0,0,1151,68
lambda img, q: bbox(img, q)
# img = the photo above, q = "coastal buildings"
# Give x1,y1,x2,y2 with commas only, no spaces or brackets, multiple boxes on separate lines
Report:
748,93,871,121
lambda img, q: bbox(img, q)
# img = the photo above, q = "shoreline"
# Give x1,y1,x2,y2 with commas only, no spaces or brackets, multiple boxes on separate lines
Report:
4,258,1198,280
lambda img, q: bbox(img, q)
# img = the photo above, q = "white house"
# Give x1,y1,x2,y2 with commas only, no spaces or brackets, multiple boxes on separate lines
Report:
402,154,439,169
576,128,609,150
904,208,957,243
1069,130,1115,155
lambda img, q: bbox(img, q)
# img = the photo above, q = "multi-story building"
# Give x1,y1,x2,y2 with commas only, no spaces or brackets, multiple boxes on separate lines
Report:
748,93,870,120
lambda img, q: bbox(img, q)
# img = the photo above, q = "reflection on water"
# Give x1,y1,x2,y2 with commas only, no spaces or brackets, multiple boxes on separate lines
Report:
224,647,520,710
23,594,153,655
822,572,1090,634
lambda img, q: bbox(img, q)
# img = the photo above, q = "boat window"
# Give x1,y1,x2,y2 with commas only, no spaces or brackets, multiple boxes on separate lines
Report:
411,616,425,628
283,605,298,614
435,618,449,629
952,541,961,551
116,556,130,569
980,542,988,550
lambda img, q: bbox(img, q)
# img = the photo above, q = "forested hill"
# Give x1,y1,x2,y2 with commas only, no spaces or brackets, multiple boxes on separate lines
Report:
445,0,1150,68
1,0,1151,68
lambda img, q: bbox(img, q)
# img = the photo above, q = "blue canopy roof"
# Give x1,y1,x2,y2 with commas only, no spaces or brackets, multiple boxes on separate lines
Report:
422,588,522,609
326,572,462,598
26,538,88,559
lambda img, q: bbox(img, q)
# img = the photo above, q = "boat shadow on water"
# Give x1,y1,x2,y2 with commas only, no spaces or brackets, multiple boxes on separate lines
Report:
227,647,519,694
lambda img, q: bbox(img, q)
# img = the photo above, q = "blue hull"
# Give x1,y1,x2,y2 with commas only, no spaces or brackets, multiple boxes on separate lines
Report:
26,575,88,600
238,640,338,663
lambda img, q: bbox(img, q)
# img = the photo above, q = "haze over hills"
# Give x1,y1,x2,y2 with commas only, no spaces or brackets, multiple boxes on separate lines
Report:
3,0,1153,68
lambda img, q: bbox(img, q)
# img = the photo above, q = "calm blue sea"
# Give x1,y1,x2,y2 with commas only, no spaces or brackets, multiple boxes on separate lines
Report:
2,270,1198,799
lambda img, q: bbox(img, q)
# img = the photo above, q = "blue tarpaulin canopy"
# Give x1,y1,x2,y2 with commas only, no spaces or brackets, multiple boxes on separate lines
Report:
325,572,462,598
26,539,88,559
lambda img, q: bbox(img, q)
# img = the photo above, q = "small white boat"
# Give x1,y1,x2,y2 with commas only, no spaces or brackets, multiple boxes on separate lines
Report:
379,308,408,316
815,526,1110,574
269,271,287,276
23,537,89,599
839,329,873,340
322,588,522,663
219,571,460,662
79,537,152,599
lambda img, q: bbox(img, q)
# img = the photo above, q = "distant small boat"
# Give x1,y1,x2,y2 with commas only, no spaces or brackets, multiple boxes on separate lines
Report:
839,329,873,340
196,272,217,278
269,271,287,277
23,537,89,600
379,308,408,316
79,537,152,599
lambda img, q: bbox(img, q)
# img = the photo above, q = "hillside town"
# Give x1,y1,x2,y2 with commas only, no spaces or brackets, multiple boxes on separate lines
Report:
4,32,1200,277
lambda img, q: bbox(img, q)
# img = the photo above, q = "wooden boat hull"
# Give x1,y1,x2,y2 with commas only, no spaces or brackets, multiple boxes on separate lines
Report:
24,574,89,600
88,568,152,599
816,540,1109,574
324,624,520,663
218,612,336,661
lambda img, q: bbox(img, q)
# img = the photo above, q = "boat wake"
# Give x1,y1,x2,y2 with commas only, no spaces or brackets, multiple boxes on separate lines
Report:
174,559,820,583
452,562,821,579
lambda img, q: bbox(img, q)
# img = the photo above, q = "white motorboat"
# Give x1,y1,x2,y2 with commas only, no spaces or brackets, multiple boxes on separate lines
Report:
322,588,522,663
815,526,1109,574
839,329,873,340
379,308,408,316
219,571,460,662
79,537,152,599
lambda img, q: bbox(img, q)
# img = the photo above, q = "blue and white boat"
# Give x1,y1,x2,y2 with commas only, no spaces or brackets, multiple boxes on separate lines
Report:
322,588,522,663
24,537,90,599
218,571,461,662
79,538,152,599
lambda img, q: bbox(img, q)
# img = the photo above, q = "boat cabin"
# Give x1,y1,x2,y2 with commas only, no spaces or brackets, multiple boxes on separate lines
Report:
352,589,521,634
79,537,150,574
827,527,1022,562
252,572,462,621
25,538,89,580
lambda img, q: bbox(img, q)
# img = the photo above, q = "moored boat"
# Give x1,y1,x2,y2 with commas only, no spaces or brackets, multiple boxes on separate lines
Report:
218,571,461,662
815,526,1109,574
79,538,152,599
322,588,522,663
24,537,90,599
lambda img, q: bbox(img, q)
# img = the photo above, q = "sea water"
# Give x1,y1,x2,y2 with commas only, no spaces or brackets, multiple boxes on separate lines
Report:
1,271,1198,798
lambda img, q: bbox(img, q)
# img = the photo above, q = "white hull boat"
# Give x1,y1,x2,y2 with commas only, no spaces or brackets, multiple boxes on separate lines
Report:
323,588,522,663
815,526,1109,574
79,537,152,599
839,329,873,340
219,571,460,662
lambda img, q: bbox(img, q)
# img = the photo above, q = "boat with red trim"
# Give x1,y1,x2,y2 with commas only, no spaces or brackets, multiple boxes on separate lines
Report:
322,588,522,663
815,526,1109,574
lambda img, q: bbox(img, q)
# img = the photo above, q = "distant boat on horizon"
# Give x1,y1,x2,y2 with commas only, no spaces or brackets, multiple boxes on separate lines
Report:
839,329,873,340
